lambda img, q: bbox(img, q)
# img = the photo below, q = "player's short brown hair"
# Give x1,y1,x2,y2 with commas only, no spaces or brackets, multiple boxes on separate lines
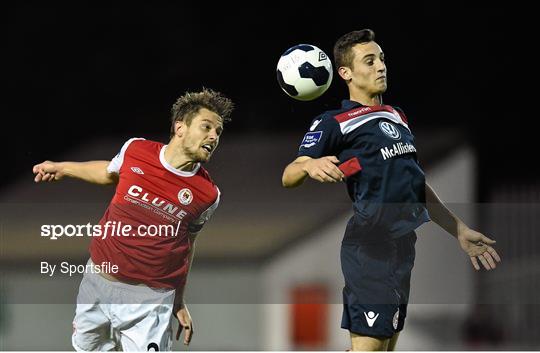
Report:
170,88,234,137
333,29,376,70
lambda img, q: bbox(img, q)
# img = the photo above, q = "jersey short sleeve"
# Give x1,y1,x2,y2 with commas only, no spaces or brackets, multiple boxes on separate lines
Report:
187,188,221,234
107,138,145,174
297,115,343,159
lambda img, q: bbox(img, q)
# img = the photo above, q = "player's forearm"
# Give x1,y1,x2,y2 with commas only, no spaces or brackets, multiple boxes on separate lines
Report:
282,161,309,188
61,161,116,185
174,233,198,307
185,233,197,275
425,183,468,238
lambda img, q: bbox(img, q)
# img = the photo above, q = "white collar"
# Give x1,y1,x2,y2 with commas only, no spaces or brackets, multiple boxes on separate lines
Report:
159,145,200,177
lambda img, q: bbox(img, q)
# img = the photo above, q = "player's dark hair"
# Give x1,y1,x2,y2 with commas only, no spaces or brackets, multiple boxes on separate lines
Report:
170,88,234,138
334,29,376,69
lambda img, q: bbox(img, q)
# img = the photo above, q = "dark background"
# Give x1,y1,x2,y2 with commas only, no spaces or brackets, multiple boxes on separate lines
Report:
5,2,535,198
3,3,539,350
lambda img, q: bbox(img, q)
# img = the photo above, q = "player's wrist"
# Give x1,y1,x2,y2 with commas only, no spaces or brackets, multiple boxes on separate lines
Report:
57,162,70,178
173,296,185,312
300,159,312,174
456,222,470,238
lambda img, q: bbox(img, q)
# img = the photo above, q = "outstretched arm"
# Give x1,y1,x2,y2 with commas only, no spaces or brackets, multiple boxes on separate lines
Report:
32,160,117,185
282,156,344,188
425,182,501,270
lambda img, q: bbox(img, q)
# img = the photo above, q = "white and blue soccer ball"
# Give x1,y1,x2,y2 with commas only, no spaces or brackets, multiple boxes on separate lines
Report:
276,44,333,101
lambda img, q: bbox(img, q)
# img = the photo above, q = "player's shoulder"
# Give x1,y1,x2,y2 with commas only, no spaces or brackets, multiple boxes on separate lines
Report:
320,104,350,120
306,109,341,132
391,105,409,124
392,105,405,113
321,100,376,124
123,138,163,153
128,138,162,148
331,102,409,126
194,166,220,201
304,101,371,134
196,166,217,186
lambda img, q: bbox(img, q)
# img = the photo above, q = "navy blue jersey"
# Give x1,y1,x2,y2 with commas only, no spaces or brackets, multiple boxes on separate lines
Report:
297,100,430,243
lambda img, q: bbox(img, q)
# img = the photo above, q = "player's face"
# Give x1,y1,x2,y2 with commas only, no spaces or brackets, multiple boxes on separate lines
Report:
181,108,224,163
347,41,387,95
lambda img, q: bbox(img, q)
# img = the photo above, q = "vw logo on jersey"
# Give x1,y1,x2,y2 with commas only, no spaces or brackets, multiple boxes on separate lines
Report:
178,188,193,205
379,121,401,140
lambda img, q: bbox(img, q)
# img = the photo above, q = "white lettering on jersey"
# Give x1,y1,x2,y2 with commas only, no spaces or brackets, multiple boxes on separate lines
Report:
126,184,187,221
300,131,323,149
380,142,417,160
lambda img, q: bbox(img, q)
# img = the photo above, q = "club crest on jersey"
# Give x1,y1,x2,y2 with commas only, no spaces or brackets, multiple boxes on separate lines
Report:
379,121,401,140
393,309,400,330
300,131,323,149
178,188,193,205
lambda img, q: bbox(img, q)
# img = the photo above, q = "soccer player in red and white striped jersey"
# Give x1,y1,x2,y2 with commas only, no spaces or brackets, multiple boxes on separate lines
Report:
33,88,233,351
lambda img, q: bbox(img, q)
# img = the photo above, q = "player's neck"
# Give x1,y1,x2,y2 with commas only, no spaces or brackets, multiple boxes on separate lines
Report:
163,143,198,172
349,91,383,106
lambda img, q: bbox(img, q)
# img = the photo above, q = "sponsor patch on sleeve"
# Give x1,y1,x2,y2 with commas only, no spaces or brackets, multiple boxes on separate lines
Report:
300,131,323,149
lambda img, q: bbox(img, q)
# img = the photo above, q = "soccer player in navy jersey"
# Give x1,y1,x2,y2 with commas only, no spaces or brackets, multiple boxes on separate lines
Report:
281,29,501,351
33,88,233,351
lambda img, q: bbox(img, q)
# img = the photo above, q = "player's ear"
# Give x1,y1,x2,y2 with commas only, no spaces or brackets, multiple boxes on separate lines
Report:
338,66,352,81
174,120,185,137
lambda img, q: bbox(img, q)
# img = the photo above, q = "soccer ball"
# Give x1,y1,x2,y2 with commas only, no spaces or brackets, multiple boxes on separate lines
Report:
276,44,333,101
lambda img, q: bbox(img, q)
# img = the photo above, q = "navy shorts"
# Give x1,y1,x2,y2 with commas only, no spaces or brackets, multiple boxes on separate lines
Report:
340,231,417,338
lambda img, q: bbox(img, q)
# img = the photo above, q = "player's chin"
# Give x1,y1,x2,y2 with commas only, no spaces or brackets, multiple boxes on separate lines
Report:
197,150,212,163
375,83,387,93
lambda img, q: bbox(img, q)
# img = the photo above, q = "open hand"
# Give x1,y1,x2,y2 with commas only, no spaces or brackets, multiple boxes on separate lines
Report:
458,227,501,270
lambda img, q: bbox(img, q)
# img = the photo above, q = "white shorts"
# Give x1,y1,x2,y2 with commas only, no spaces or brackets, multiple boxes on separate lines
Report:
72,261,176,351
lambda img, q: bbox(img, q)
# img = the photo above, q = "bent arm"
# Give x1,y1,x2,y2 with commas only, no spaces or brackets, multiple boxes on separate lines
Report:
282,156,313,188
282,155,344,188
33,160,117,185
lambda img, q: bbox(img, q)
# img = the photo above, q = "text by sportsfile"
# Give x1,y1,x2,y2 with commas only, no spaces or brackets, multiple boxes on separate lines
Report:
40,221,181,240
41,261,118,277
